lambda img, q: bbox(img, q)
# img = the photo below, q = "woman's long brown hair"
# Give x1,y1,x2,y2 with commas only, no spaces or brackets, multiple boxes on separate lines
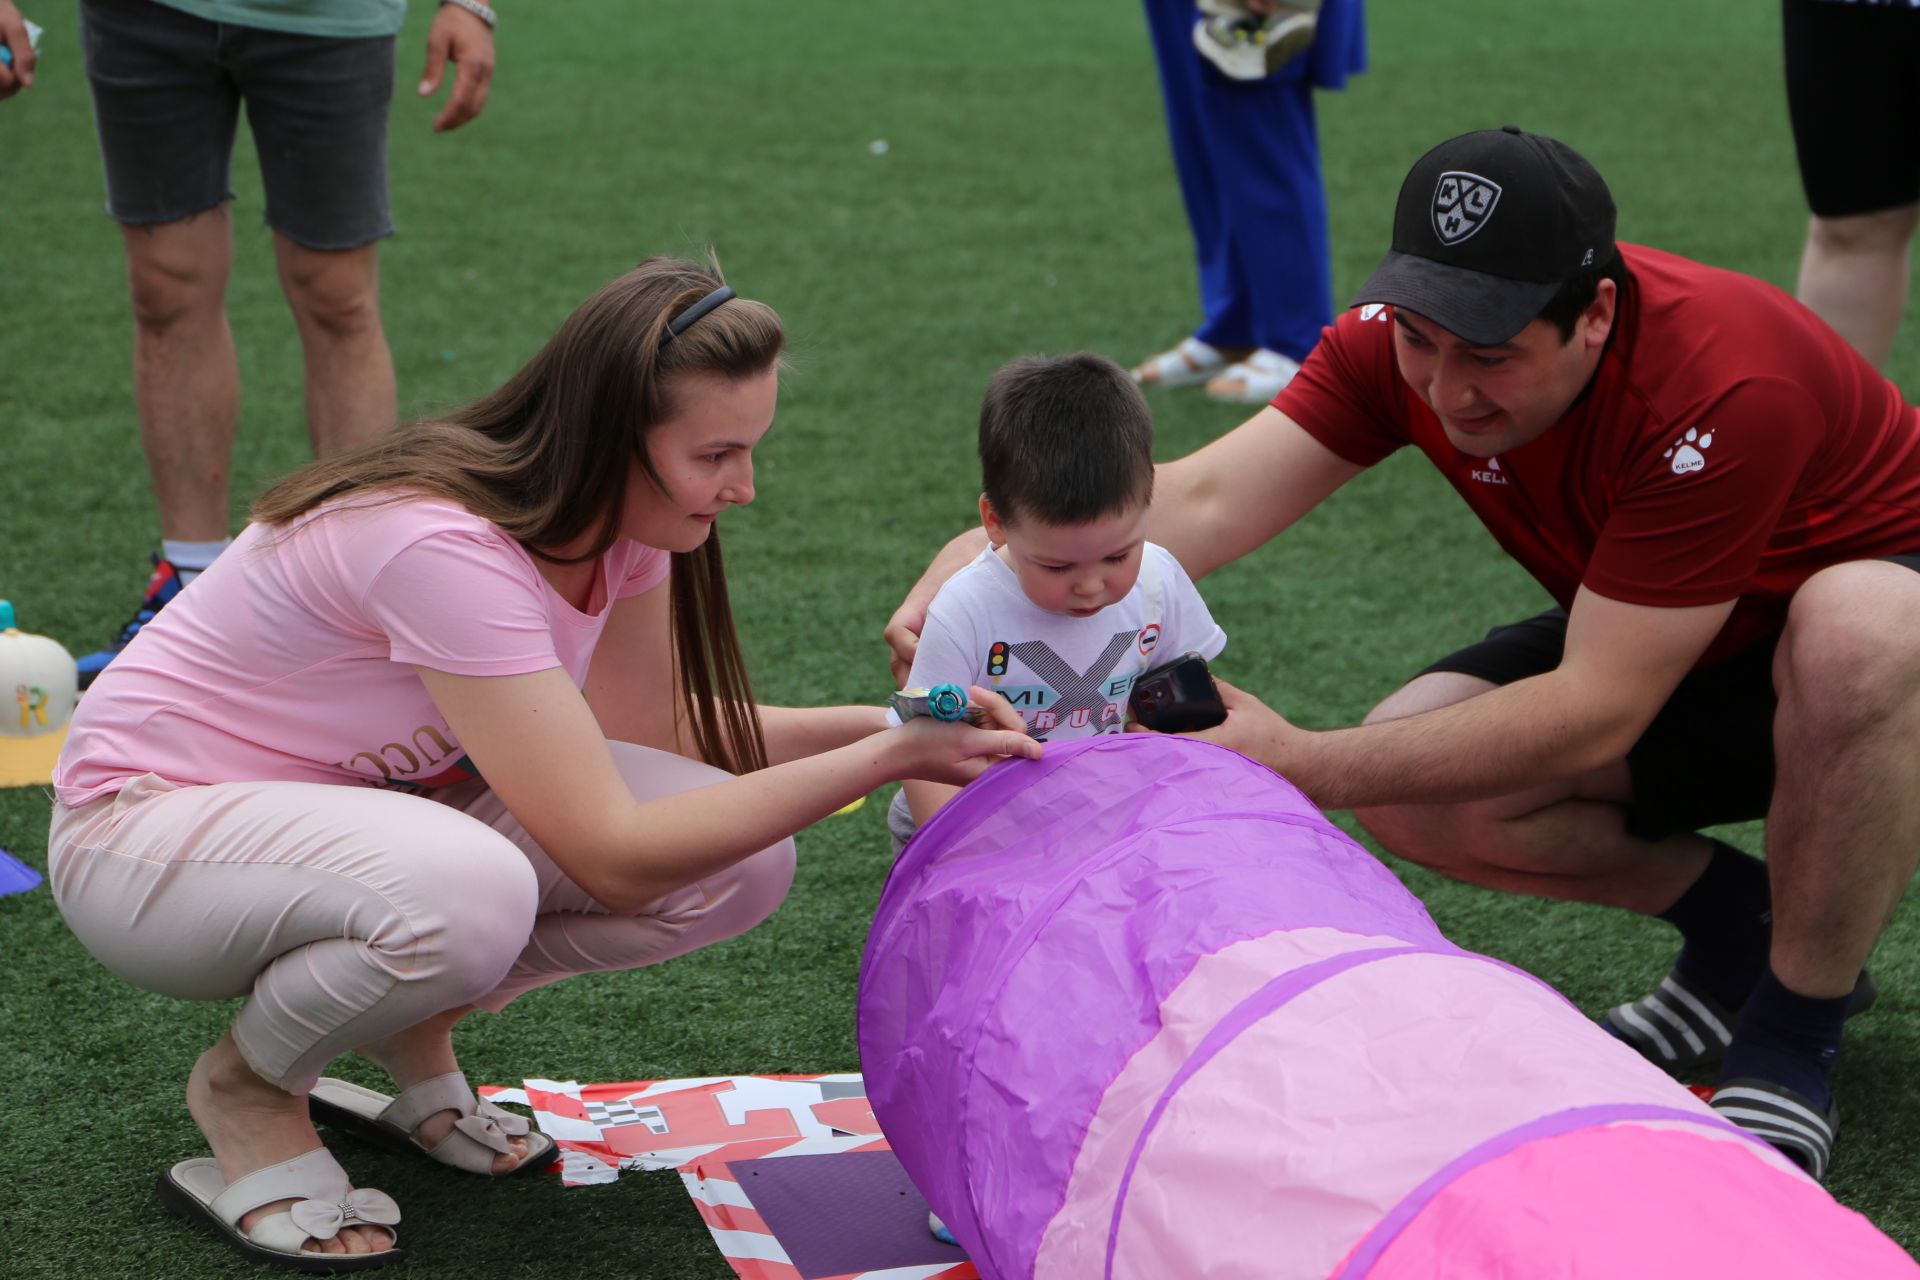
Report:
252,257,778,774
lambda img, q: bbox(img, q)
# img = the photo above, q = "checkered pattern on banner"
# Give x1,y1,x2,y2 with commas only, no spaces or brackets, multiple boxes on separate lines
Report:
582,1099,668,1133
479,1074,978,1280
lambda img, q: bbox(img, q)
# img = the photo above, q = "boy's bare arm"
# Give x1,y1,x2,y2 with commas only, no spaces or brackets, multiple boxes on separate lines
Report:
903,778,962,826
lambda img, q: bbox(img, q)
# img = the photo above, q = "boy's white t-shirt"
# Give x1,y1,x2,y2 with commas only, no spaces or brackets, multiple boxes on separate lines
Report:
899,542,1226,740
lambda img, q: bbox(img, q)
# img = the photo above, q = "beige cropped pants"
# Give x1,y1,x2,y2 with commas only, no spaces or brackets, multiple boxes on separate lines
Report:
47,742,795,1093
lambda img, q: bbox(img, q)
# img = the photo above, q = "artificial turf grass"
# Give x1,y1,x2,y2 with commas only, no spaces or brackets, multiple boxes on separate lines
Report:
5,0,1920,1272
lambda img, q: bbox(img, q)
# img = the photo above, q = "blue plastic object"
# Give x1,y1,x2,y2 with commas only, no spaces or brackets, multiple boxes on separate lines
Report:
0,848,42,898
926,683,968,723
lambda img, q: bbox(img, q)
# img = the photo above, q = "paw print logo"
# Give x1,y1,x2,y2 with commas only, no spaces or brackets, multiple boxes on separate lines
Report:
1665,427,1713,476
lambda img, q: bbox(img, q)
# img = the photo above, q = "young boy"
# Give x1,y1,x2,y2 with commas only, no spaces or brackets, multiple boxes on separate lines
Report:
889,352,1227,841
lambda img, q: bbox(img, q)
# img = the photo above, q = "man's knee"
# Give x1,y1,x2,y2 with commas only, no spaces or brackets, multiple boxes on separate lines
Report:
1778,562,1920,728
1807,204,1920,256
1350,799,1486,875
280,243,383,340
1363,670,1497,727
124,227,231,332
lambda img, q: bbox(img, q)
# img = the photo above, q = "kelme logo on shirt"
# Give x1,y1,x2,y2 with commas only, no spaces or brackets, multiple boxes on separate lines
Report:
1665,428,1713,476
1470,456,1510,486
1433,172,1502,245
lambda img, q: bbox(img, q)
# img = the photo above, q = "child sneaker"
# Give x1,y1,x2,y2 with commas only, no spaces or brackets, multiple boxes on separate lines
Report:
76,554,184,689
1193,0,1320,81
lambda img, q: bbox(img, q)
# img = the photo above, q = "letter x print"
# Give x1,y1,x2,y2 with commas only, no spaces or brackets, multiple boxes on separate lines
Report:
1010,632,1138,726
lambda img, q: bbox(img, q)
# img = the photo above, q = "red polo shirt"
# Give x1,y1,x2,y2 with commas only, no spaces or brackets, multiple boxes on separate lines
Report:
1273,243,1920,663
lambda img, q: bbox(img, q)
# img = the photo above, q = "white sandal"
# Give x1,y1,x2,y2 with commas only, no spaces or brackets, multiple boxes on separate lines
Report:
309,1072,558,1177
155,1147,403,1272
1205,348,1302,403
1130,336,1228,388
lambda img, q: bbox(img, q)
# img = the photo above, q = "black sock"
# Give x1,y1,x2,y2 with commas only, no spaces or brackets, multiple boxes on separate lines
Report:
1658,839,1772,1011
1719,967,1848,1111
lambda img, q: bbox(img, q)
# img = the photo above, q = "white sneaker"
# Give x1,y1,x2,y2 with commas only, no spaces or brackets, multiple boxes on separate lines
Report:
1193,2,1319,81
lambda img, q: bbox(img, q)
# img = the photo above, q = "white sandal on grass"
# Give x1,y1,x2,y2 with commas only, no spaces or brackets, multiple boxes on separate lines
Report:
155,1147,402,1272
1205,347,1302,403
1130,336,1228,388
309,1072,558,1176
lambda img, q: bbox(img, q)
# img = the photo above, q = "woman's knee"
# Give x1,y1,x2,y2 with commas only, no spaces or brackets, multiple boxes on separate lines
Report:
683,837,797,943
380,834,541,992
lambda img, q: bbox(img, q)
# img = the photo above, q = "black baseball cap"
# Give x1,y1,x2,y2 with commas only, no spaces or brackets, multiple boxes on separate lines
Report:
1350,127,1616,346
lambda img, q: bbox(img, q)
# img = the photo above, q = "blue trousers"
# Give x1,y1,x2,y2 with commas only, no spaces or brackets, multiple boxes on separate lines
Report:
1143,1,1354,362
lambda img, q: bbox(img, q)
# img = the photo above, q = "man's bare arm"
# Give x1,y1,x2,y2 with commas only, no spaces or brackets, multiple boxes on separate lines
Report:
1149,406,1365,580
1184,588,1736,810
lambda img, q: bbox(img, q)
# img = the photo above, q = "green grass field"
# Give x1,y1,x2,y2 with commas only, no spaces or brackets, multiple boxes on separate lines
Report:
3,0,1918,1273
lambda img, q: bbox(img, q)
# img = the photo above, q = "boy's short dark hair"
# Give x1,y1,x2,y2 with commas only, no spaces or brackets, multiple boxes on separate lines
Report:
979,352,1155,527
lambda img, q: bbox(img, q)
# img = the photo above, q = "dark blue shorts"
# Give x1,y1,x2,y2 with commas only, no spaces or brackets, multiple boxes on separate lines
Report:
80,0,396,250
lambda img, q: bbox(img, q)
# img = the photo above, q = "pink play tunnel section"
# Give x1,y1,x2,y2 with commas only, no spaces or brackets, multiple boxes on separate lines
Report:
857,736,1917,1279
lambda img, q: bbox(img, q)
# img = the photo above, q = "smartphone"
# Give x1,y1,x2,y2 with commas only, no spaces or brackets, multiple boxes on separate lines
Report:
1128,652,1226,733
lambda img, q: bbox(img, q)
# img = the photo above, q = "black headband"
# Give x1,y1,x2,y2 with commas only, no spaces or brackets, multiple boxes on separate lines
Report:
660,285,735,346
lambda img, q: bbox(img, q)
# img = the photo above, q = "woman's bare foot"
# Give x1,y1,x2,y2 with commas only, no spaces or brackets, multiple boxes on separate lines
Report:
355,1007,530,1174
186,1033,395,1256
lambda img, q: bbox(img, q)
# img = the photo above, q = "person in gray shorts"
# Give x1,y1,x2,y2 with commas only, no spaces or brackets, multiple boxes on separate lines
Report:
0,0,500,684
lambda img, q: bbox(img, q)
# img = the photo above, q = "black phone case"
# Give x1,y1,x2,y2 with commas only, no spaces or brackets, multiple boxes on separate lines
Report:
1128,652,1226,733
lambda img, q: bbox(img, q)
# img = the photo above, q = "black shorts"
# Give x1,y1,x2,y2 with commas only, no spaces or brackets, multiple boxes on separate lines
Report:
79,0,396,250
1416,554,1920,841
1782,0,1920,218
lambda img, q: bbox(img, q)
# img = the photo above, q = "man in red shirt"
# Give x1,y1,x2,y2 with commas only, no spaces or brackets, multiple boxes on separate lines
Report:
888,128,1920,1181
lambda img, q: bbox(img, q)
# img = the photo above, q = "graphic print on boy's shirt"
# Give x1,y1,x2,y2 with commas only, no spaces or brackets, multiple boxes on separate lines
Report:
993,632,1143,738
898,544,1227,745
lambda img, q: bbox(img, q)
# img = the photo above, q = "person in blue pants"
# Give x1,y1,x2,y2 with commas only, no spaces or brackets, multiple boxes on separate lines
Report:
1129,0,1366,404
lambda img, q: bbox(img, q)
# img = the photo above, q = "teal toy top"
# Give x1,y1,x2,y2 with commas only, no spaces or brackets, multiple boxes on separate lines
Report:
926,683,969,723
0,600,14,630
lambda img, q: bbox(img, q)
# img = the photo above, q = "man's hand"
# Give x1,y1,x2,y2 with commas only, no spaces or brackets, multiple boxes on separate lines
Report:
884,527,990,686
1130,676,1297,768
882,600,925,688
419,3,495,132
0,2,37,101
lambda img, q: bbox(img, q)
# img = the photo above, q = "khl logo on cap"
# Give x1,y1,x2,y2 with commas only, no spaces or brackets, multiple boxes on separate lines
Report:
1432,171,1502,246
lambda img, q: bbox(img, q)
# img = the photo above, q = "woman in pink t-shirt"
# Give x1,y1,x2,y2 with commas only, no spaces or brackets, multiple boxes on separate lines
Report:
46,258,1037,1270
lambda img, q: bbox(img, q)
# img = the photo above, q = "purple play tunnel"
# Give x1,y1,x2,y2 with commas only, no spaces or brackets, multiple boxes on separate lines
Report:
858,736,1917,1279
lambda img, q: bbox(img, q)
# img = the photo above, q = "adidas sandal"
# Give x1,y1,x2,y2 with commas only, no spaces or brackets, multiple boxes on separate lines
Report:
1604,967,1879,1072
1603,967,1738,1070
1711,1078,1839,1182
309,1072,558,1177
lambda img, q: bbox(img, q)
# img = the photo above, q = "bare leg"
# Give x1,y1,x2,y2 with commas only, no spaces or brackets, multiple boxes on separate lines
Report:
1794,203,1920,370
122,208,240,542
1351,671,1710,913
273,233,396,458
352,1005,530,1172
186,1032,393,1255
1765,562,1920,998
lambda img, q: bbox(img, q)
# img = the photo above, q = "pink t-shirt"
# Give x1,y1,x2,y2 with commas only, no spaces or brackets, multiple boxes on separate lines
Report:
54,496,671,806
